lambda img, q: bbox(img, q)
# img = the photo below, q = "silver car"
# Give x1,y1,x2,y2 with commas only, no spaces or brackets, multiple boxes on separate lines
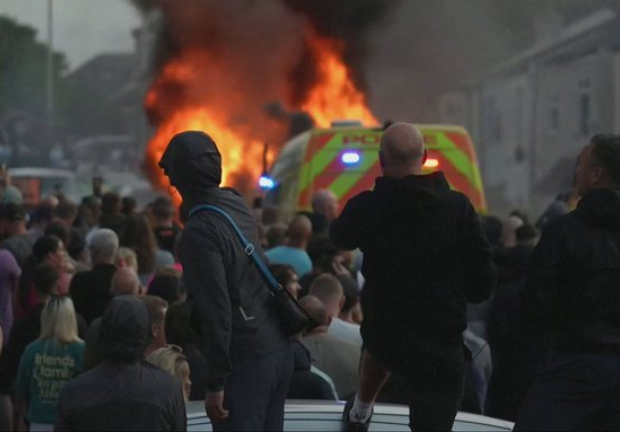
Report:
186,400,515,431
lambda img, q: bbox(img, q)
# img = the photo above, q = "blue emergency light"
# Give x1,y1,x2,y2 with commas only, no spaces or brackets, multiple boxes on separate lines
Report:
341,151,361,165
259,175,276,190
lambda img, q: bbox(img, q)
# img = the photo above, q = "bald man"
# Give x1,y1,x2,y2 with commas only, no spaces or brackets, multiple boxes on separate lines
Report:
110,267,142,297
84,268,142,370
299,295,360,399
332,122,496,431
304,189,340,237
309,274,362,346
311,190,340,222
265,215,313,277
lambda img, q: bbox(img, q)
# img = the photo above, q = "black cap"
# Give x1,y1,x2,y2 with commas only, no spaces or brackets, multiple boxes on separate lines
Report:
0,202,26,221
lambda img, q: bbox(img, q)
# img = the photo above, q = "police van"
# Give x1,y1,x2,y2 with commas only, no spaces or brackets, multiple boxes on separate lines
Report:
262,122,487,216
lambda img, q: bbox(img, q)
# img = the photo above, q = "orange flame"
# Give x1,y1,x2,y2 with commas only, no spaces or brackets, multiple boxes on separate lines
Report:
144,51,269,206
300,35,378,127
144,33,378,203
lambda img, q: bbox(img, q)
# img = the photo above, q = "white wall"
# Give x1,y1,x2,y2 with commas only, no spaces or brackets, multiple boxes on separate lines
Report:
534,52,613,183
478,73,533,213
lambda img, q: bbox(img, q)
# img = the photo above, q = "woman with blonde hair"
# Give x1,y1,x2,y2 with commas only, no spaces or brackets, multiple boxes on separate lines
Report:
15,296,84,431
146,345,191,400
117,246,139,274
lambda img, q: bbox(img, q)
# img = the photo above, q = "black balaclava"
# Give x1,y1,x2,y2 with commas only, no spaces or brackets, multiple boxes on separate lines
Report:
159,131,222,199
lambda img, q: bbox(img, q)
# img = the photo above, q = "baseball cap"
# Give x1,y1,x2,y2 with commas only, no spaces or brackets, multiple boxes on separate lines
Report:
0,202,26,221
1,185,24,205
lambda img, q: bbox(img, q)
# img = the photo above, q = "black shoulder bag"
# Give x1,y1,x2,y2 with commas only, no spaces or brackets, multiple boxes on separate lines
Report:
189,204,314,336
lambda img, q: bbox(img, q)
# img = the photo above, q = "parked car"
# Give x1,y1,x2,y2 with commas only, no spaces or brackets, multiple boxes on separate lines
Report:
186,400,514,431
8,167,82,207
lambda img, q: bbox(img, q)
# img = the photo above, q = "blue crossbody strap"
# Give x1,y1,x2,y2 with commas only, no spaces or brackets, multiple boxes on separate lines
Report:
188,204,281,293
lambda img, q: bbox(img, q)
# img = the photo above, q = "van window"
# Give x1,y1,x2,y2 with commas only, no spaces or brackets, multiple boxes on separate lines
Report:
9,169,78,206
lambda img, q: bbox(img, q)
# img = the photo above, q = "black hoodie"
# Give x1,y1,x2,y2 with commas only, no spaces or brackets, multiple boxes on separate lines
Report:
524,187,620,352
331,172,496,362
55,296,186,431
159,131,288,391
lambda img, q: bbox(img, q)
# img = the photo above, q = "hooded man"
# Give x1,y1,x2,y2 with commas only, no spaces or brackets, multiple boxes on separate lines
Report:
515,134,620,430
331,123,496,431
55,296,186,431
159,131,292,431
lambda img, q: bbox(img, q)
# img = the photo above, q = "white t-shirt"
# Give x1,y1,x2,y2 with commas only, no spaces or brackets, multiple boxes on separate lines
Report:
328,317,362,346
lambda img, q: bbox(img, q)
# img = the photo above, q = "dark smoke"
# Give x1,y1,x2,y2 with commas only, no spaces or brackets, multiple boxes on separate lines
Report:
133,0,398,117
281,0,399,105
365,0,620,122
132,0,616,125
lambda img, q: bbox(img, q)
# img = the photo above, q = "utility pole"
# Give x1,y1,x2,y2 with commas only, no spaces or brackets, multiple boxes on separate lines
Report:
46,0,54,128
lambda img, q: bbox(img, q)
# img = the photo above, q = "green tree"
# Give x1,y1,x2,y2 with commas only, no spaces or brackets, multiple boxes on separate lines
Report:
0,16,68,122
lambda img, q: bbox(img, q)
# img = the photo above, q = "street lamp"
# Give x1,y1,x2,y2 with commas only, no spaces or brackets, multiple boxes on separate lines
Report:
46,0,54,128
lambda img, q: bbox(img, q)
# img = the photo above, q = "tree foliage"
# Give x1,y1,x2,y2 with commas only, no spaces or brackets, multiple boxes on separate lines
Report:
0,16,68,122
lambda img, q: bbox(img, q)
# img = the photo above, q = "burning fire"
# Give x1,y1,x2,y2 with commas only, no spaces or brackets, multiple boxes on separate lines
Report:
300,35,378,128
144,29,377,202
144,107,266,206
144,52,269,205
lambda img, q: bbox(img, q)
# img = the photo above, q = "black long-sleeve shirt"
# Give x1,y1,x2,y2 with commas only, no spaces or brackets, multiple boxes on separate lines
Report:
55,361,186,431
331,172,496,354
523,187,620,352
180,187,288,391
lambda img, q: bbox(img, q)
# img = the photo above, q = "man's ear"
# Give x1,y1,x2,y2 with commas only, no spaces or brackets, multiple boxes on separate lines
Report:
151,324,158,338
592,165,604,185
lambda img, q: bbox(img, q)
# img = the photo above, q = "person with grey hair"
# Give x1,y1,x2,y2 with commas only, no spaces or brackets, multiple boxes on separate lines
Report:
332,122,496,431
69,229,119,324
311,189,339,221
306,189,340,237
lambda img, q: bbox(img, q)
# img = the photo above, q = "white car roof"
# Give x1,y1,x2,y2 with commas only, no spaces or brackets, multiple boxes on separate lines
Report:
9,167,76,178
186,400,515,431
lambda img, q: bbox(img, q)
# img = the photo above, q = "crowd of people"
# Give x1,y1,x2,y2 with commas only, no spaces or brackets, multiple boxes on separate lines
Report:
0,125,618,431
0,189,187,430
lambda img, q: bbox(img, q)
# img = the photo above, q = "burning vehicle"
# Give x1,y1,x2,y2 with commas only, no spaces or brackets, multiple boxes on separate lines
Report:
261,122,487,217
139,0,387,204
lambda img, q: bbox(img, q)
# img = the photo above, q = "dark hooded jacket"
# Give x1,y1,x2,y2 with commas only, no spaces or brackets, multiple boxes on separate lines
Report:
524,187,620,352
55,296,186,431
331,172,496,363
159,131,288,391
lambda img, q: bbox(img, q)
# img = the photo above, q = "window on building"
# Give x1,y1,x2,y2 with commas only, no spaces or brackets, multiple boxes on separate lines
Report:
484,97,502,145
580,93,590,136
516,88,525,144
549,106,560,131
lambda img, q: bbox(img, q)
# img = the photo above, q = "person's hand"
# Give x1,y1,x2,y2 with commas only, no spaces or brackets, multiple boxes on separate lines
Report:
205,390,229,422
332,257,350,276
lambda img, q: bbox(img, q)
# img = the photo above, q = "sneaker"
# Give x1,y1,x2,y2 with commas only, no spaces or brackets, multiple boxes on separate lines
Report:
342,396,373,432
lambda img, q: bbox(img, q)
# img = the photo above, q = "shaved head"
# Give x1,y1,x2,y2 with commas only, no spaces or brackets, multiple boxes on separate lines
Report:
287,215,312,244
309,273,344,317
311,189,340,221
380,123,425,176
299,295,329,327
110,267,141,297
